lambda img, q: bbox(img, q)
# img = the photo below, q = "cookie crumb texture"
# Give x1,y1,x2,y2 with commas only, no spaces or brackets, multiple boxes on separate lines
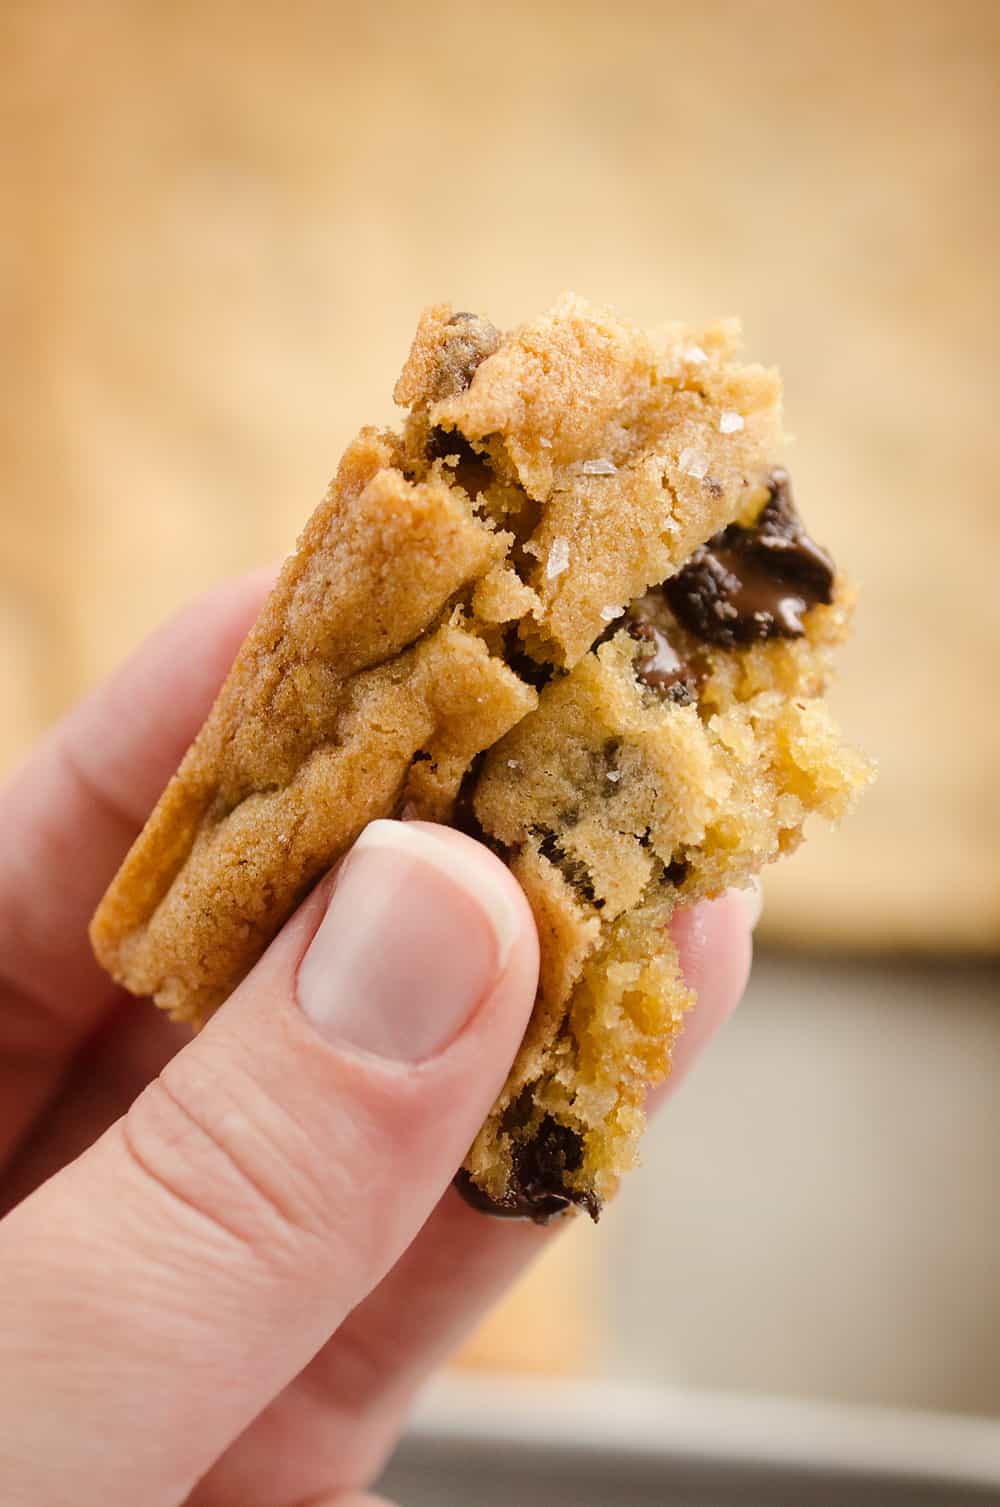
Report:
91,296,872,1221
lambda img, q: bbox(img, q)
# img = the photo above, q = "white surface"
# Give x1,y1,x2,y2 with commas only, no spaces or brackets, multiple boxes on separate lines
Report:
603,950,1000,1415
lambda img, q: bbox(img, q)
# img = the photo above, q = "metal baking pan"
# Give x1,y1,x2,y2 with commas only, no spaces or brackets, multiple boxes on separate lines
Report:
378,1377,1000,1506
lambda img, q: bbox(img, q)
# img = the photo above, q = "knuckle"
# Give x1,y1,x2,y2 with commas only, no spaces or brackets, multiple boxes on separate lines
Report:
121,1064,335,1274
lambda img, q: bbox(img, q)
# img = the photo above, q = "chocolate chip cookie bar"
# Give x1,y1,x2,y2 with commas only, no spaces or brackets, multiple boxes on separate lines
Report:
91,295,872,1221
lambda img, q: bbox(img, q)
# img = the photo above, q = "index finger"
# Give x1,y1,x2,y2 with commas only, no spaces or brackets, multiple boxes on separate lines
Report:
0,569,274,1169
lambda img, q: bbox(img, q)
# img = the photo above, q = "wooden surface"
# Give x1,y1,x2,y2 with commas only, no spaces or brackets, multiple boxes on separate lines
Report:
2,0,997,958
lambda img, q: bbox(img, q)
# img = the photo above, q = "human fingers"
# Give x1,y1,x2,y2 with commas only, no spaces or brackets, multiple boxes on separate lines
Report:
657,885,756,1094
0,880,752,1504
0,821,538,1507
0,569,274,1172
190,889,753,1507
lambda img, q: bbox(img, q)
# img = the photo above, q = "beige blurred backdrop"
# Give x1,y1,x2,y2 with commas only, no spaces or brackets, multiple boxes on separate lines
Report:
4,0,998,950
2,0,998,1401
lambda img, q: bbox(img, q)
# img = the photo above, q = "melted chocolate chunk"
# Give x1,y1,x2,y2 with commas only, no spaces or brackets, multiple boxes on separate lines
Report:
593,613,698,702
455,1116,601,1224
665,469,835,648
626,620,698,701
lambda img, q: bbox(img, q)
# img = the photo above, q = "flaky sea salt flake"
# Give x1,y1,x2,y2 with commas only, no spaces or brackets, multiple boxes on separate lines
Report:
545,537,571,580
606,770,621,783
599,604,625,622
679,446,709,480
719,411,744,434
581,457,617,476
684,344,708,365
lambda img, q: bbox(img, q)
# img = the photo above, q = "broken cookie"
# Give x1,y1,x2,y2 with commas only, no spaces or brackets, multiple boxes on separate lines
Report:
91,295,872,1222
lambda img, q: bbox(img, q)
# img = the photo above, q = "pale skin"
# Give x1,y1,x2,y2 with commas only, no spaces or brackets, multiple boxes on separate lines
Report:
0,572,754,1507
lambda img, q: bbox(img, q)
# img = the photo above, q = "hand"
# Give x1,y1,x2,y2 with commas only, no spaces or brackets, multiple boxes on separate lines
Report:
0,573,754,1507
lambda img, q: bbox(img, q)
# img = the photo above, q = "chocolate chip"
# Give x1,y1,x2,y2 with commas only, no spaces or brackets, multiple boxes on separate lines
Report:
664,469,835,647
626,620,695,697
663,858,689,885
454,1116,601,1224
593,613,698,702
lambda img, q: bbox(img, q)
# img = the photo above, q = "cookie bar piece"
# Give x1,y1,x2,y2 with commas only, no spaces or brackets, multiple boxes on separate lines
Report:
455,471,873,1222
92,296,790,1026
91,297,869,1226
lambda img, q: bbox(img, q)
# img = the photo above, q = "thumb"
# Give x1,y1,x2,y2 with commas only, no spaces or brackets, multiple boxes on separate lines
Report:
0,820,538,1507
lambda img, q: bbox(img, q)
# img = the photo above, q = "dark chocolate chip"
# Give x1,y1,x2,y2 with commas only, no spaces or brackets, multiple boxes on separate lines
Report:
453,1167,581,1223
593,613,698,703
664,469,835,648
663,858,690,885
454,1115,601,1225
626,620,695,697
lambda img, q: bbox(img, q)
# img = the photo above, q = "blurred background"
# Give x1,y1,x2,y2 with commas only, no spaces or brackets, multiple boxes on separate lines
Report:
4,0,999,1497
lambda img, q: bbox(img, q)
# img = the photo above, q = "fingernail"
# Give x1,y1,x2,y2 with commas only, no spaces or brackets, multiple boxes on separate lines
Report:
734,876,764,932
297,820,519,1061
